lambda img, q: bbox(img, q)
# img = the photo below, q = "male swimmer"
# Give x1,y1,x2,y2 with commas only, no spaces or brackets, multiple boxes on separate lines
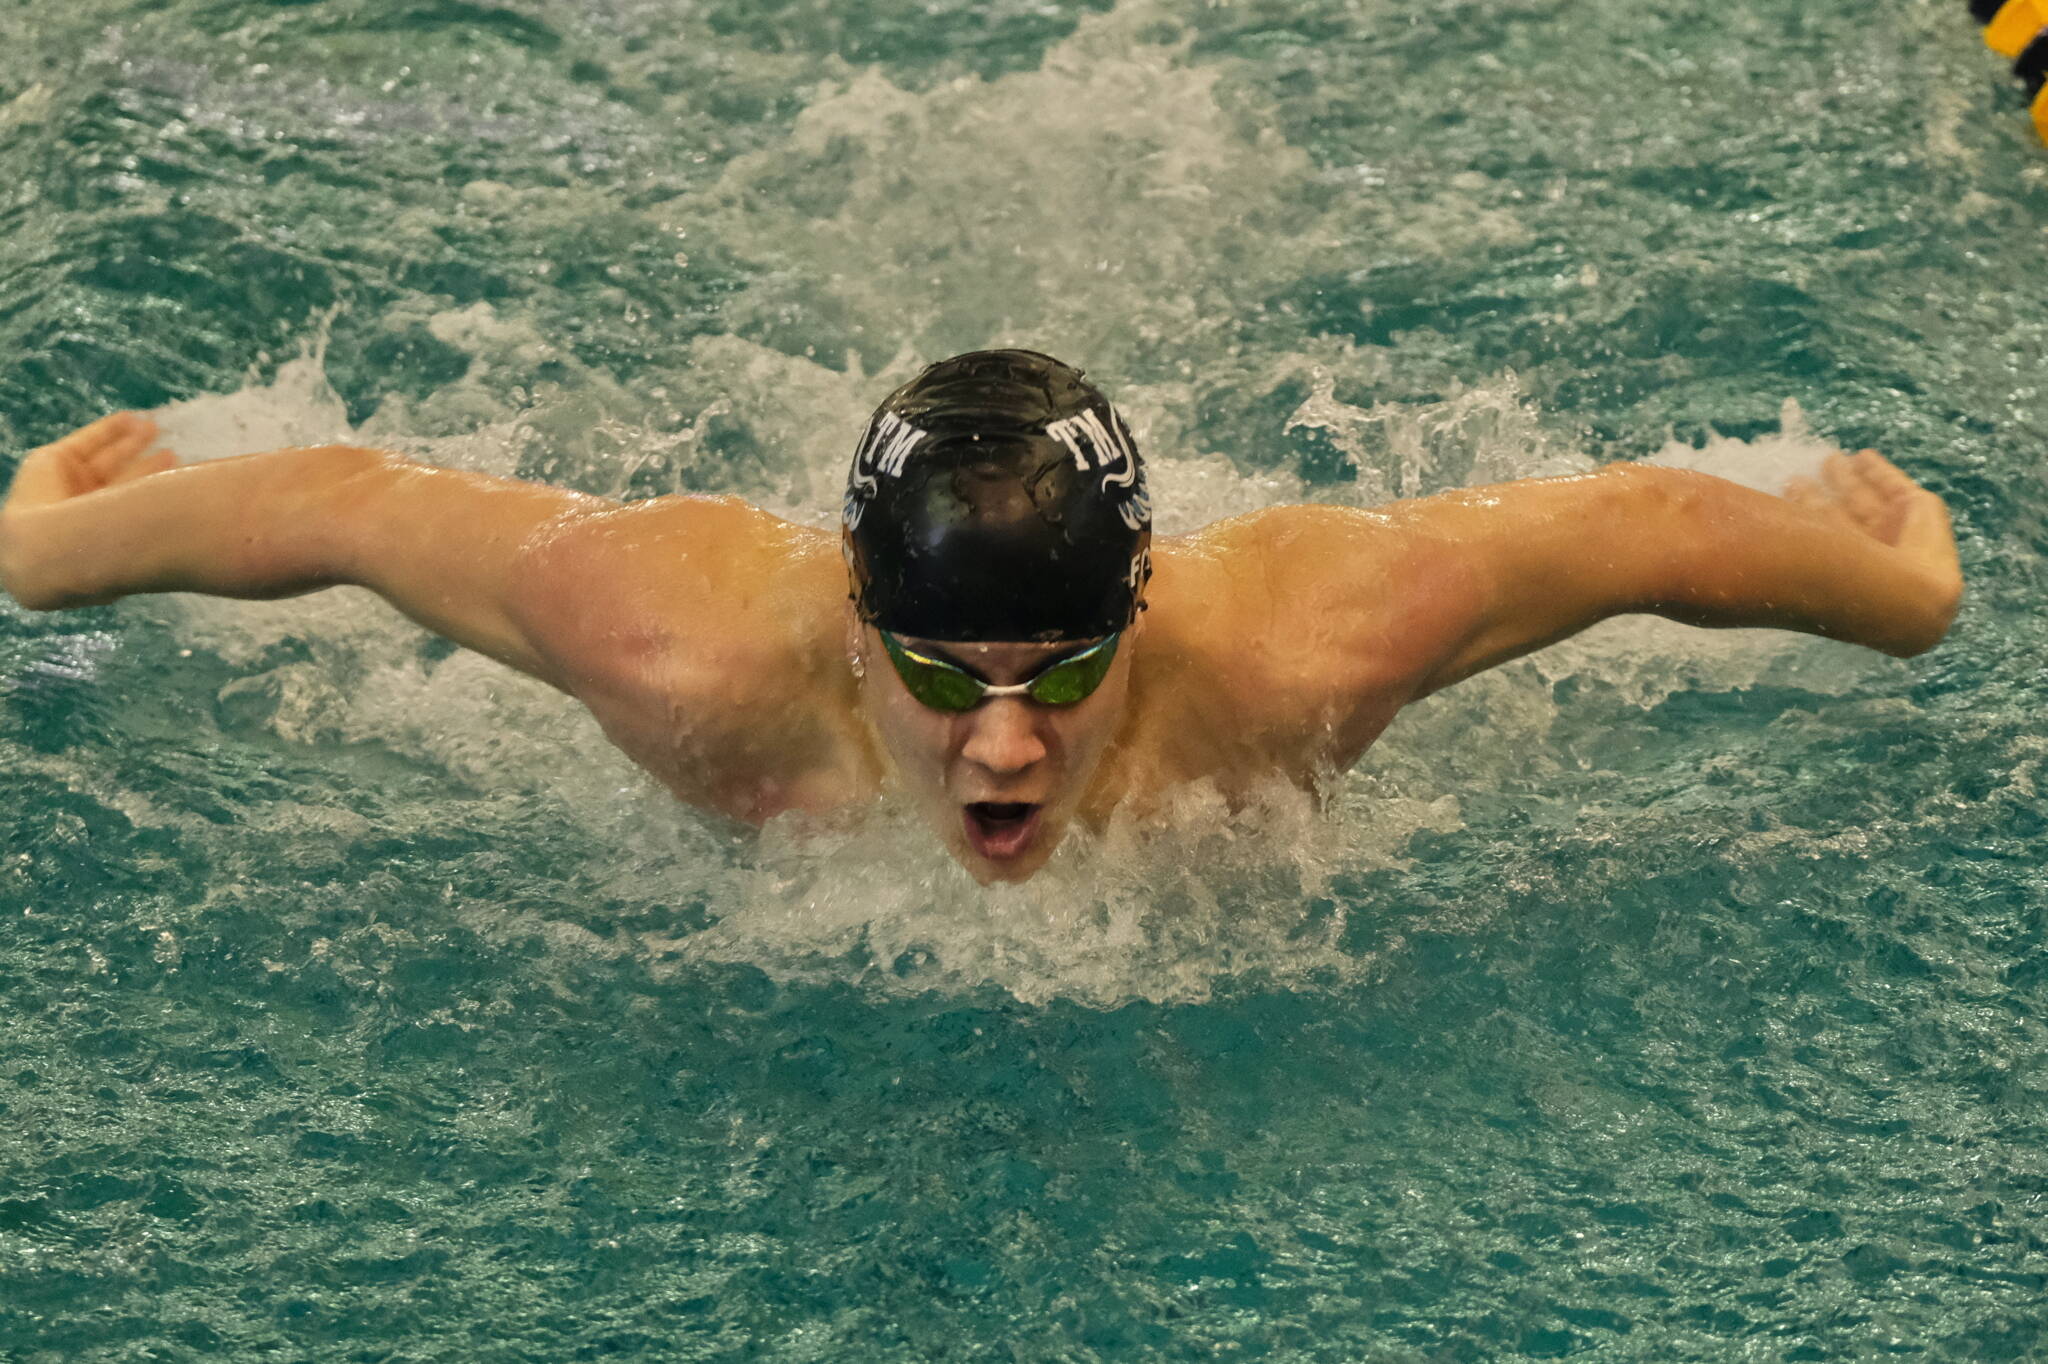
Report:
0,350,1964,883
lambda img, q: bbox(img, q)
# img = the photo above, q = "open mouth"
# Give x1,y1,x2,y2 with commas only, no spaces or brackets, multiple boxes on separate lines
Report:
962,801,1042,862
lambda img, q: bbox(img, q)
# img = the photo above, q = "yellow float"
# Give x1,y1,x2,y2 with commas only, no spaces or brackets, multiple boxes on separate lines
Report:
1985,0,2048,56
1974,0,2048,144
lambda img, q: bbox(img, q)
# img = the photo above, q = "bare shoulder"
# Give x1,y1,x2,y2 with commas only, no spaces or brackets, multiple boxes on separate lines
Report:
1155,504,1482,673
513,496,858,787
517,494,842,684
1136,504,1483,773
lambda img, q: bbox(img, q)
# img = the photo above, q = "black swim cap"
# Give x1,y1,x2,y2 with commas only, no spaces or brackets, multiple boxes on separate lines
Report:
843,349,1152,643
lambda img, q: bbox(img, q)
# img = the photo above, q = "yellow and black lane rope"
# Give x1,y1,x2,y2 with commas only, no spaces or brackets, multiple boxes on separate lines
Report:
1969,0,2048,143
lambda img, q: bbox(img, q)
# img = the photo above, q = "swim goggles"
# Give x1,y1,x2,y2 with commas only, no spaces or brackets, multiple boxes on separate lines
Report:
877,631,1120,712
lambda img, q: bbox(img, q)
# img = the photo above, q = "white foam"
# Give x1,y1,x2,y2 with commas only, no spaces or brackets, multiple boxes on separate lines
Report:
151,348,353,461
696,5,1316,373
634,776,1465,1008
1640,396,1837,493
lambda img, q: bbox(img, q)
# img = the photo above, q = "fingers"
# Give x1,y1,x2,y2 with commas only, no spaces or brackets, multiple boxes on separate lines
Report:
1819,451,1900,540
1858,450,1943,547
1896,483,1954,548
44,411,146,461
108,449,178,485
6,447,72,506
86,418,160,480
1782,475,1843,519
9,413,168,508
1850,449,1923,507
1880,455,1960,569
1826,451,1958,571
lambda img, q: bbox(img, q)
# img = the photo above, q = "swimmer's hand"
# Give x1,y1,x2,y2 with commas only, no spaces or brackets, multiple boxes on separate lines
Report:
1779,450,1963,606
3,412,180,510
0,411,377,612
1,413,183,607
1599,450,1962,660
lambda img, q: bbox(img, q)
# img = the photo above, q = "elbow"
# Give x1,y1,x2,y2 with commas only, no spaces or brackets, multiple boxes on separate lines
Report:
297,445,412,584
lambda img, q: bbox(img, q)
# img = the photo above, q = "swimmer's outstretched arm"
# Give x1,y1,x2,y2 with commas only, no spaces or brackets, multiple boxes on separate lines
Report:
1359,452,1964,699
0,413,619,689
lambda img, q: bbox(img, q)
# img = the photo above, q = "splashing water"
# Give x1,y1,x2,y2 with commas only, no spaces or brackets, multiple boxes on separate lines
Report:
2,0,2044,1358
132,304,1877,1012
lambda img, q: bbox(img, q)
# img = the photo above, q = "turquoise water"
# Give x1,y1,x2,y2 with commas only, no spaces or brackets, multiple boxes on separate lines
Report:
3,0,2047,1358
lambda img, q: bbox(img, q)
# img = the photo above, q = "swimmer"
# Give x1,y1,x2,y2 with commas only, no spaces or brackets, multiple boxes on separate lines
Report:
0,350,1964,882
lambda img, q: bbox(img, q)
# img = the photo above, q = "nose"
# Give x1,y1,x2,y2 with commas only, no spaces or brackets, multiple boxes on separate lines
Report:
958,697,1047,777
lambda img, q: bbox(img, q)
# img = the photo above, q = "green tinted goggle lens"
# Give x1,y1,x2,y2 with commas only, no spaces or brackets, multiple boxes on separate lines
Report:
879,632,1120,713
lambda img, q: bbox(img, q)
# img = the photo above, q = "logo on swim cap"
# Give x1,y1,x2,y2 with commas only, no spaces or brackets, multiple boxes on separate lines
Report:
842,350,1152,642
842,409,928,531
1044,409,1152,532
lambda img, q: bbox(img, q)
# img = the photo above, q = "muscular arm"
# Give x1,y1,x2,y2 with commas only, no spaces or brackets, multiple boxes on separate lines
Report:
1391,454,1964,699
0,412,845,698
2,413,857,817
0,413,612,689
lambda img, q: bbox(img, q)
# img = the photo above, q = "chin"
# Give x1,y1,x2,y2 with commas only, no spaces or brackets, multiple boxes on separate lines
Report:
960,849,1053,885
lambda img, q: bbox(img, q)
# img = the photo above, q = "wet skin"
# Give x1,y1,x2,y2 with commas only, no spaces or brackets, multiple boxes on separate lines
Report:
0,415,1965,883
851,626,1139,883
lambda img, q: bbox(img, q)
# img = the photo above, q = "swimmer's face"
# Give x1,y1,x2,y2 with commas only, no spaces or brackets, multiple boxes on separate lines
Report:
854,616,1140,884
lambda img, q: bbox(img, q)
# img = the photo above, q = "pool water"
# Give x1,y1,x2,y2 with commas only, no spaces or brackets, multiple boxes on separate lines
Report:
3,0,2047,1358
